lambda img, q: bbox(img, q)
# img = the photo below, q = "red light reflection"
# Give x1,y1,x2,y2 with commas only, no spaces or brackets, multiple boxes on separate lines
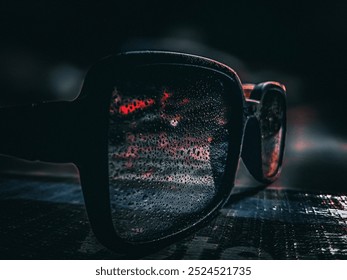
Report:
119,98,155,115
180,98,190,105
161,91,171,103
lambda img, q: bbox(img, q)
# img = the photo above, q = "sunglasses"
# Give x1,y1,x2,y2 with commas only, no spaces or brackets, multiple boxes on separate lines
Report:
0,51,286,255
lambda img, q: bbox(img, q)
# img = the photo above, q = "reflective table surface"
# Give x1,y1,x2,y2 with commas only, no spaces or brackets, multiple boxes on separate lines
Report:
0,106,346,259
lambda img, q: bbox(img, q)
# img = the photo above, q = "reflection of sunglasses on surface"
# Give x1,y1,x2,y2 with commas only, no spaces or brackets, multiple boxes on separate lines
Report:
0,51,286,255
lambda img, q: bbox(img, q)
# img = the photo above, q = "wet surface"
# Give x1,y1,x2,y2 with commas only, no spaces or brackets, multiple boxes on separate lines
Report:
0,106,347,259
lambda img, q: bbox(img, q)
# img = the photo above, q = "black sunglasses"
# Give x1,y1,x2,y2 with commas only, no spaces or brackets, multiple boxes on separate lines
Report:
0,51,286,255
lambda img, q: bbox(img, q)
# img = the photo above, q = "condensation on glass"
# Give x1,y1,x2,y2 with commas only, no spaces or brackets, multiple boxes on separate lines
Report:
108,65,230,242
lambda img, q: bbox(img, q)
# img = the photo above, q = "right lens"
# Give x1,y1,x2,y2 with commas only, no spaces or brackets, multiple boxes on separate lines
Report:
108,64,232,243
260,90,286,178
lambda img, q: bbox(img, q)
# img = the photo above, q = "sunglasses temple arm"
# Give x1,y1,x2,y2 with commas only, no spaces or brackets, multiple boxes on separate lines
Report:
0,101,77,163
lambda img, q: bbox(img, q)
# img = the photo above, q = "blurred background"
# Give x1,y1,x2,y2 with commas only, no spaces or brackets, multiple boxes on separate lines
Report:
0,0,346,112
0,0,347,259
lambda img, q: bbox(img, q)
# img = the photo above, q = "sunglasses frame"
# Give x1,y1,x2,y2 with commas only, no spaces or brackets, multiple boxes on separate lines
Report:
0,51,286,255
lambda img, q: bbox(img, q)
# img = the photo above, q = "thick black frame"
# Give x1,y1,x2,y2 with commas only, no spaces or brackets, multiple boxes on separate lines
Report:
0,51,286,255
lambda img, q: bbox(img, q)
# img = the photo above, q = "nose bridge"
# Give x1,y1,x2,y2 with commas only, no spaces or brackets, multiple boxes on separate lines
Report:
242,83,255,99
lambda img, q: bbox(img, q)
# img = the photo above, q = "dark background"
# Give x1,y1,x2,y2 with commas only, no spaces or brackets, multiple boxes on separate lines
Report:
1,0,346,127
0,0,347,259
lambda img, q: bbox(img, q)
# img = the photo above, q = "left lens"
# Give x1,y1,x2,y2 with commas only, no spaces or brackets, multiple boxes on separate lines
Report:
108,64,232,243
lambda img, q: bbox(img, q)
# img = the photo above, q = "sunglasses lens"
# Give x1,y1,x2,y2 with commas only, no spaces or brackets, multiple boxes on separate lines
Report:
260,90,286,178
108,65,231,242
